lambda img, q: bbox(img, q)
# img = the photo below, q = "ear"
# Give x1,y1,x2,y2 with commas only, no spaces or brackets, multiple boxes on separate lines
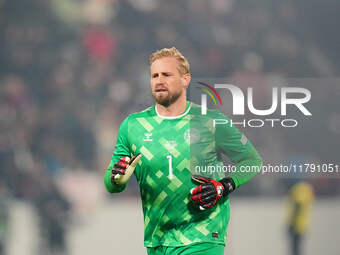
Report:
181,73,191,89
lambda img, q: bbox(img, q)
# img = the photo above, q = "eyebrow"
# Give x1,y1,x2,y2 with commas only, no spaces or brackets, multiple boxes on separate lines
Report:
151,72,173,77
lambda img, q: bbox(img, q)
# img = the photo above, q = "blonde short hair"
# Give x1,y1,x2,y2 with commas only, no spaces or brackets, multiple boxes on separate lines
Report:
149,47,190,75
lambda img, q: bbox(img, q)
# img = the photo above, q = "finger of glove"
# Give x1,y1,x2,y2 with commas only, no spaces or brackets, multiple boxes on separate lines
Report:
201,189,217,200
129,153,141,164
191,193,202,204
191,192,215,206
112,165,126,174
111,173,118,180
201,193,217,205
199,205,206,211
196,197,214,209
117,160,129,168
112,162,127,171
113,157,130,172
115,156,130,168
112,163,126,174
111,168,126,175
191,175,211,184
120,156,131,162
200,183,215,192
201,202,214,209
190,185,202,195
191,181,214,195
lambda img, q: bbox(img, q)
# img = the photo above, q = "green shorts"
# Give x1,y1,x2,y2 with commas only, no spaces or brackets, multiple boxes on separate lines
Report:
146,242,225,255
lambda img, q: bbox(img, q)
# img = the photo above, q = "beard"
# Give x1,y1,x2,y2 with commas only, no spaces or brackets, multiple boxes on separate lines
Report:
152,89,182,107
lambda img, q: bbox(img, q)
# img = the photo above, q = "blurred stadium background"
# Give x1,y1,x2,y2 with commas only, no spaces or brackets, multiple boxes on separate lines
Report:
0,0,339,254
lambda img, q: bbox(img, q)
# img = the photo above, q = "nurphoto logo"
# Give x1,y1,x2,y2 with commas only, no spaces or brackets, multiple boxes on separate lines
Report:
198,82,312,128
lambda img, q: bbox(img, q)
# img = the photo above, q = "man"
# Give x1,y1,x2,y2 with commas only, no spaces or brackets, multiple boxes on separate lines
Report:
104,47,263,255
286,181,314,255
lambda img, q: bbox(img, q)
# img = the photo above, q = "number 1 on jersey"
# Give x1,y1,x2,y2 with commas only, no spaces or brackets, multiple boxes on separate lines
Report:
167,155,173,179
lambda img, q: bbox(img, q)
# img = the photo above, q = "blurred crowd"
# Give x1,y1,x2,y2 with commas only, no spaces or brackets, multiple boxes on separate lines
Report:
0,0,339,253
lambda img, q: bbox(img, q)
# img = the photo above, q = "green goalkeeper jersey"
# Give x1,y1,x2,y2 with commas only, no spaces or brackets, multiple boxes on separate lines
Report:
104,102,262,247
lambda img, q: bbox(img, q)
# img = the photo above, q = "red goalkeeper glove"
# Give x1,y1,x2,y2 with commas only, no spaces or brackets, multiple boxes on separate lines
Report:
111,154,141,185
190,175,235,210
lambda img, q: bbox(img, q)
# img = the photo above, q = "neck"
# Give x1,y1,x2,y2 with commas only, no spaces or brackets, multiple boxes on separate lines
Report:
156,95,187,117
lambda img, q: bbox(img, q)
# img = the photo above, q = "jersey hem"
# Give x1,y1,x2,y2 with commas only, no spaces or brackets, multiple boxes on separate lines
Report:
144,240,226,248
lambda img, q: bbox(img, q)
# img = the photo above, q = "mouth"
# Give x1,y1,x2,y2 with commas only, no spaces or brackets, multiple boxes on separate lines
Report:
155,88,168,92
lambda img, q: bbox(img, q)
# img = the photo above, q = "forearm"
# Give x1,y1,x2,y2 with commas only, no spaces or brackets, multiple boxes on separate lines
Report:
229,155,263,188
105,116,131,193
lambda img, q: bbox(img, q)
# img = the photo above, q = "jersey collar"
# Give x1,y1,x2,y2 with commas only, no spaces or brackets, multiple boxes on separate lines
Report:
155,101,192,119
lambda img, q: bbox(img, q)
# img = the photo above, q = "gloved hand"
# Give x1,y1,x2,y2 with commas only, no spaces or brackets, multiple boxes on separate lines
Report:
111,154,141,185
190,175,235,210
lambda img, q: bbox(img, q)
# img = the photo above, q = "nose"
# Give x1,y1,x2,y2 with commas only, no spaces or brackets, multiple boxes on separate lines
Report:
157,74,165,83
154,76,165,86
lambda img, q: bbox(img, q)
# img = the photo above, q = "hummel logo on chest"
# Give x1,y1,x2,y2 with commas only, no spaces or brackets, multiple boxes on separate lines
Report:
143,133,153,142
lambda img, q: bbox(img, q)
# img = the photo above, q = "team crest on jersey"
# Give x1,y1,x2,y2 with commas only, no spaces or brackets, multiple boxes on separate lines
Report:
184,128,200,144
143,133,153,141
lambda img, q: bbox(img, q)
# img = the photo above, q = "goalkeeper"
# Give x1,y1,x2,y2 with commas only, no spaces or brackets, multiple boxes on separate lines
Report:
104,47,263,255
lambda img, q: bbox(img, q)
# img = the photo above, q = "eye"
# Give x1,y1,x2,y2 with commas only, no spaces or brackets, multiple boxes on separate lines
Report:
152,73,158,78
